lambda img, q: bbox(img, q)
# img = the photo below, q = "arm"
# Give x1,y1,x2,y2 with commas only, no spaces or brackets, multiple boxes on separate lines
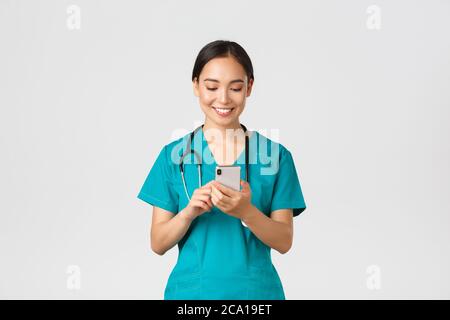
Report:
210,180,294,254
242,207,294,254
150,182,214,255
150,206,195,256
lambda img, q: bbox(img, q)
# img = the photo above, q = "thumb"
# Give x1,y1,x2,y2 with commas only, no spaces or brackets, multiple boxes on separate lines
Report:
240,180,250,192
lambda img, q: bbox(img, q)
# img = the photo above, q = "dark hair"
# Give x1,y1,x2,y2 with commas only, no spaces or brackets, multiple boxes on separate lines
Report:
192,40,254,84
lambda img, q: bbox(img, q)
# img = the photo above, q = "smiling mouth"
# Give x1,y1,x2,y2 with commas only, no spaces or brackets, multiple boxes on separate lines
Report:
212,106,235,116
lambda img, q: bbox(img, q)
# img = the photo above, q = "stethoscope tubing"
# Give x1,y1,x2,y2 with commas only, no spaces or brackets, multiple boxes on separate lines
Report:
179,124,249,201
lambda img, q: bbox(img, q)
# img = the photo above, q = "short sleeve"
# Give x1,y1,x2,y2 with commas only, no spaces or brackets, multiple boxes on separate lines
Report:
270,148,307,217
137,146,179,214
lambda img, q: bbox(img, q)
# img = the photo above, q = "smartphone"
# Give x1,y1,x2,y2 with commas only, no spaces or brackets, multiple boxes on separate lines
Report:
215,165,241,191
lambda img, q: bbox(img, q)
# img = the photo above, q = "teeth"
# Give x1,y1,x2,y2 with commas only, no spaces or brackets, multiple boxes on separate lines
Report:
214,107,232,114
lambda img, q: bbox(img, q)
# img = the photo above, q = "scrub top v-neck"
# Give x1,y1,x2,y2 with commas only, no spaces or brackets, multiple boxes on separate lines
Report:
137,129,307,300
203,128,249,167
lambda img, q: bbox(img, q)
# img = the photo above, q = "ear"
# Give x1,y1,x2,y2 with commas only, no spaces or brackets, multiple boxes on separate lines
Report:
193,77,200,97
246,78,254,97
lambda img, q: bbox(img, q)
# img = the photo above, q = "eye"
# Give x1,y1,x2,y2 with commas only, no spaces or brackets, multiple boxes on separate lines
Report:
206,87,242,92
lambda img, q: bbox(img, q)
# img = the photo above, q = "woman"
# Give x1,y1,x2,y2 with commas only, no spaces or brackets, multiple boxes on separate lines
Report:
137,40,307,300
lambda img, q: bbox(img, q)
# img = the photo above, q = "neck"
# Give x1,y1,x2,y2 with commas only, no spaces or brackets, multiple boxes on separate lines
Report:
202,117,244,145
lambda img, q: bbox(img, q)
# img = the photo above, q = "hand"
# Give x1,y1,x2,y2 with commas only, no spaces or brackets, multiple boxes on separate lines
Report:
184,181,214,221
210,180,253,220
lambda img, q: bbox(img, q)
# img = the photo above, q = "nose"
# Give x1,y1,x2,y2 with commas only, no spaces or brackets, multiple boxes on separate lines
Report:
218,88,231,105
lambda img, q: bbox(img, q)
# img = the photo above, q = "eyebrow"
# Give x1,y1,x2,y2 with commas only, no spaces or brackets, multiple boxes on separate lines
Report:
203,78,244,84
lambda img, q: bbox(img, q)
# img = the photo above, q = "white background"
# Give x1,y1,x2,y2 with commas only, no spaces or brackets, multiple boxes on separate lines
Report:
1,0,449,299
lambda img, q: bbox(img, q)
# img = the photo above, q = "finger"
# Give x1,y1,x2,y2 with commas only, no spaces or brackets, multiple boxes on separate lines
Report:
204,180,215,187
199,181,214,191
240,180,250,192
204,195,213,208
196,194,213,210
211,185,228,202
211,194,220,206
212,187,232,208
192,200,209,211
194,194,211,203
199,184,212,191
213,181,238,197
195,186,212,195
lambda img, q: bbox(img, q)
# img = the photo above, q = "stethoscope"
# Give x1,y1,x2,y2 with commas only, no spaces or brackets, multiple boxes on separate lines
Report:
179,123,250,202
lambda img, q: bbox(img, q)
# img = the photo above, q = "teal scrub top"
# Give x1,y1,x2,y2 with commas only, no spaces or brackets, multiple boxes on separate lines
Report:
137,129,307,300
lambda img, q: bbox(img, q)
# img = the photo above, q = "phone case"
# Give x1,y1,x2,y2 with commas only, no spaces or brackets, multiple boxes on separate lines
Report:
215,166,241,191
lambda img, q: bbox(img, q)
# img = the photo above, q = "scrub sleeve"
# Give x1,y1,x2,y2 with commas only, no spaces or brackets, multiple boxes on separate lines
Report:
270,148,306,217
137,146,178,214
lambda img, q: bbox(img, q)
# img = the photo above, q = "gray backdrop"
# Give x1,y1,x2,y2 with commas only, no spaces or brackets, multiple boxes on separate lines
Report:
1,0,449,299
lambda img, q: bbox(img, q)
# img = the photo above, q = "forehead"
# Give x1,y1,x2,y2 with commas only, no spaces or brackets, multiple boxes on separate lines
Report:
200,56,247,82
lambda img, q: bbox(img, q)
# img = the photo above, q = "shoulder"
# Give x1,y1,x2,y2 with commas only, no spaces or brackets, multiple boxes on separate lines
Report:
253,130,291,160
158,132,191,166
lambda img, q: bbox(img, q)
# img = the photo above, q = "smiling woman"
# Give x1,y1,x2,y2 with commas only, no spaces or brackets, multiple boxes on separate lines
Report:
192,41,253,133
137,40,307,300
